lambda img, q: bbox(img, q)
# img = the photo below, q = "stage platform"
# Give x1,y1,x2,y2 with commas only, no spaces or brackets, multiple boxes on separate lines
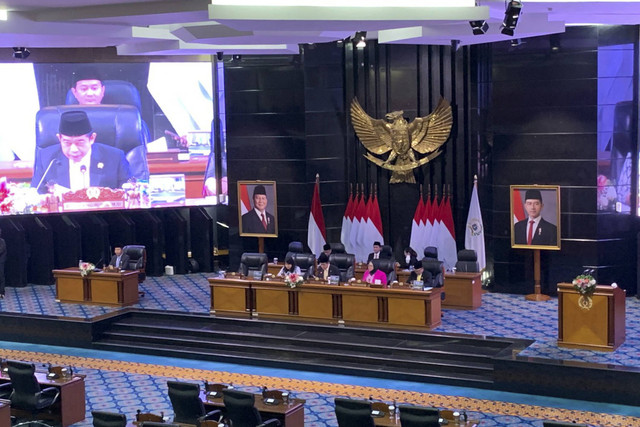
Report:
1,273,640,407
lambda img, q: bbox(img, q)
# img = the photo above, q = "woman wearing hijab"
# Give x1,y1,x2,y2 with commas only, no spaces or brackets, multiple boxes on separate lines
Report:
277,256,301,277
363,260,388,286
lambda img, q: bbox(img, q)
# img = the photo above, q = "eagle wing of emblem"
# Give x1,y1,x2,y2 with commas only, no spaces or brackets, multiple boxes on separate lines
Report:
350,98,393,155
409,98,453,154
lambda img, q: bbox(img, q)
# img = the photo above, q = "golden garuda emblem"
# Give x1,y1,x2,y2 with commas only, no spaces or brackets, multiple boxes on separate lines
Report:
350,97,453,184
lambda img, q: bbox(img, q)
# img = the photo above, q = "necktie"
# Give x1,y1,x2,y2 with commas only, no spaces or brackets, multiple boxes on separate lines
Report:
527,220,534,245
261,213,267,230
116,256,121,267
374,253,378,259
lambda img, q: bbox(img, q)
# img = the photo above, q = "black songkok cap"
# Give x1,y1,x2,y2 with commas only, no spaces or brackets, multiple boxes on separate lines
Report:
524,189,542,202
253,185,267,198
318,253,329,263
413,260,423,270
59,111,92,136
373,241,381,247
73,66,104,85
323,244,331,251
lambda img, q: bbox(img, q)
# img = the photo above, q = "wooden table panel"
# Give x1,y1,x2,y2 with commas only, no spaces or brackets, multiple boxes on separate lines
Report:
341,294,379,323
203,393,305,427
387,298,427,327
90,277,121,305
56,276,86,303
561,292,609,347
443,272,483,310
255,287,290,316
297,289,333,319
212,286,249,314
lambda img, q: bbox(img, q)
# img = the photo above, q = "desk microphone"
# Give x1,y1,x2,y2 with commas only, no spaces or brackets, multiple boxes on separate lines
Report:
36,159,60,193
80,165,87,188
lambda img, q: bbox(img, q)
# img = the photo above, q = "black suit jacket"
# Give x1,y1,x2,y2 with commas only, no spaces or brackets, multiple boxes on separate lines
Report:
367,252,390,263
31,143,132,193
307,264,341,280
514,217,558,246
242,210,276,234
398,255,418,269
109,253,131,269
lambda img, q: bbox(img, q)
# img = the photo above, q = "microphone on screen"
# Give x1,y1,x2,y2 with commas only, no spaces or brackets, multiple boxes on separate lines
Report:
80,164,87,188
36,159,61,193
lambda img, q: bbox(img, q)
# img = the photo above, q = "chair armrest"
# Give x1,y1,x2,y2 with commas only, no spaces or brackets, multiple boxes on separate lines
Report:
39,386,60,404
257,418,282,427
199,409,222,422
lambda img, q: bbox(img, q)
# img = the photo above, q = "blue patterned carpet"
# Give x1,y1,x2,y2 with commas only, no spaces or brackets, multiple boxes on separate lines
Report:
1,274,640,426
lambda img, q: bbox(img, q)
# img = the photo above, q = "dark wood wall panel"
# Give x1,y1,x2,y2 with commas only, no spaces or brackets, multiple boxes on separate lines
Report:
489,26,639,294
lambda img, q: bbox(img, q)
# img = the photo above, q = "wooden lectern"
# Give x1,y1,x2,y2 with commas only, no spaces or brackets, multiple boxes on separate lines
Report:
557,282,626,351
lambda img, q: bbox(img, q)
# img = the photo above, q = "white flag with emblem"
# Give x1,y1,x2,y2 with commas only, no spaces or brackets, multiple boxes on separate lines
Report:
465,177,486,270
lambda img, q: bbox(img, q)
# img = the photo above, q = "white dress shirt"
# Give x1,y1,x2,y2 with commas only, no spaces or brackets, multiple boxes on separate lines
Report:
68,150,92,191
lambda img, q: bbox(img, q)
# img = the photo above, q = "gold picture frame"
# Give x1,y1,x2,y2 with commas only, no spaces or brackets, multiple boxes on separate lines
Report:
238,180,278,238
510,185,561,250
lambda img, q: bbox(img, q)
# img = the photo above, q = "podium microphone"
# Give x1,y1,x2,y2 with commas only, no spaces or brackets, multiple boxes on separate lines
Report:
80,165,87,188
36,159,60,192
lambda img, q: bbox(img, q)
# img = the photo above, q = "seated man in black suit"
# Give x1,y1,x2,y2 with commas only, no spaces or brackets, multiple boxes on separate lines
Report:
31,111,132,193
514,189,558,246
367,241,384,262
108,246,130,270
241,184,276,234
407,260,424,284
307,253,340,280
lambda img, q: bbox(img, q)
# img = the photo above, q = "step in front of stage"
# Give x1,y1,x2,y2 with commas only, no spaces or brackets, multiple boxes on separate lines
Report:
93,310,527,388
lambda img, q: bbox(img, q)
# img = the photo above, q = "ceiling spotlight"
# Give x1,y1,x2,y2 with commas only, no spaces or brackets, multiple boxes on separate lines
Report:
501,0,522,37
469,20,489,35
510,38,523,47
12,47,29,59
232,54,241,61
355,31,367,49
216,51,224,61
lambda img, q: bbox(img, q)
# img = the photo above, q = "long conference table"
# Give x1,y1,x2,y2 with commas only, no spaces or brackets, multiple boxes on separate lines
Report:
208,276,442,329
202,391,305,427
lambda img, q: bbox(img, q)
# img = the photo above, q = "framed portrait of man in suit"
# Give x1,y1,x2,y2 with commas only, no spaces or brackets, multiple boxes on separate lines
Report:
510,185,561,250
238,180,278,237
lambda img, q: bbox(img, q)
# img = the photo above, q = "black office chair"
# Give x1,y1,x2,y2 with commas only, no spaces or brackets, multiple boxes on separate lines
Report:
329,243,346,254
91,410,127,427
374,259,397,283
284,241,305,264
454,249,479,273
238,253,269,280
140,423,180,427
7,360,60,421
167,381,221,426
423,246,438,260
329,253,356,282
122,245,147,282
422,258,445,288
35,104,149,182
334,398,375,427
292,253,316,276
380,245,393,260
66,79,151,144
222,389,281,427
398,405,440,427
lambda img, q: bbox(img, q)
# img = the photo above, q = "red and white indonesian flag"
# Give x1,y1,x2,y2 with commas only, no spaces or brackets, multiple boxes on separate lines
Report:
437,195,458,270
368,194,384,247
427,196,441,247
307,179,327,258
409,195,424,254
349,193,363,259
465,179,486,271
340,192,354,254
513,188,526,223
240,184,251,215
356,194,372,262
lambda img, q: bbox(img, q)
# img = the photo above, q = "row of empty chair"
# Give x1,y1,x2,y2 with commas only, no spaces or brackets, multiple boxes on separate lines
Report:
92,380,282,427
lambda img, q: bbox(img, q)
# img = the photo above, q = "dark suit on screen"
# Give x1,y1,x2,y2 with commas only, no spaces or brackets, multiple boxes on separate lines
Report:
514,217,558,246
242,210,276,234
109,253,130,269
31,143,131,193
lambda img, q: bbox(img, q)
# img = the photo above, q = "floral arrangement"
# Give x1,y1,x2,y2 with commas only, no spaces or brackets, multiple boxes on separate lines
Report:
79,262,96,277
572,274,596,296
284,273,304,288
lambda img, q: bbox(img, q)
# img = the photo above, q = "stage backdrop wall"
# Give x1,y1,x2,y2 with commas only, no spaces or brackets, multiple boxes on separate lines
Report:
488,26,638,294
